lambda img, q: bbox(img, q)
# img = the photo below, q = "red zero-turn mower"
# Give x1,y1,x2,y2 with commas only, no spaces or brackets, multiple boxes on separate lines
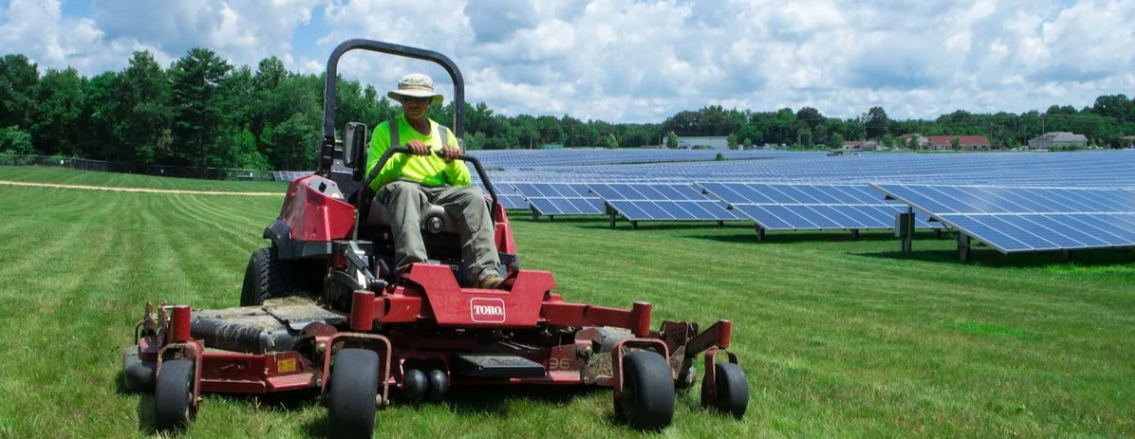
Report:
121,39,748,438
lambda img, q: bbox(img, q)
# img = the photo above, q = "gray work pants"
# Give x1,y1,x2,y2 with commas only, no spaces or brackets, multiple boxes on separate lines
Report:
377,181,501,282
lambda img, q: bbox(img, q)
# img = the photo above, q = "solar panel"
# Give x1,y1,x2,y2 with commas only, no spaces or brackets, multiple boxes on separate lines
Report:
873,184,1135,254
274,171,313,182
496,194,530,210
698,182,937,231
730,204,921,230
473,182,529,210
512,183,605,217
587,183,744,221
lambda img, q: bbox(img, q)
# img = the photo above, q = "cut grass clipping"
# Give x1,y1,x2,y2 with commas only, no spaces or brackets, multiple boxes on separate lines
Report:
0,168,1133,438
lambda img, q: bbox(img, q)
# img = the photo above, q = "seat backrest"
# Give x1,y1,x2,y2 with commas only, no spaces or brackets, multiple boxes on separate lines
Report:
365,196,462,234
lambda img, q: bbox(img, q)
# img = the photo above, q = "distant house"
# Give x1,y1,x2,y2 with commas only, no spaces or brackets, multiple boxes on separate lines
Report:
843,140,878,151
900,134,930,149
900,134,992,151
1027,132,1088,150
677,136,729,150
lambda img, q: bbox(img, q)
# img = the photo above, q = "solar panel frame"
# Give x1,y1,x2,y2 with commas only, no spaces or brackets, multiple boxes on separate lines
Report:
698,182,937,231
469,182,530,210
873,184,1135,254
586,183,745,222
512,183,606,216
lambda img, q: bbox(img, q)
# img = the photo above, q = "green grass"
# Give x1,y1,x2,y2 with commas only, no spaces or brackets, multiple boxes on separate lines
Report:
0,166,287,192
1,171,1134,438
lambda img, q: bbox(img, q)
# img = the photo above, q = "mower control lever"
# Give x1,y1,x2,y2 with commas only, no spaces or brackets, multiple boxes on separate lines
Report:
343,242,385,291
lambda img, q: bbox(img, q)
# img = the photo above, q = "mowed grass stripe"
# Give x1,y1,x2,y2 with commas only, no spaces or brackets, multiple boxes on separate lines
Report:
0,189,143,435
0,173,1132,438
141,195,260,307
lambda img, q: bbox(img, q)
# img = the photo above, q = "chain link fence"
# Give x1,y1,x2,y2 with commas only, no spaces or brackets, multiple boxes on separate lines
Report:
0,154,291,181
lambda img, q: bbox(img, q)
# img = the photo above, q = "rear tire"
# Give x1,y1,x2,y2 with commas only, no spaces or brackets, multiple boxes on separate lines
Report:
240,247,320,306
327,349,380,439
615,351,675,431
154,360,195,432
701,362,749,418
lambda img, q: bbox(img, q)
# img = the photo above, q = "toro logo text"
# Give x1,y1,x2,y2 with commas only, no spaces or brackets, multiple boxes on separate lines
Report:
470,298,507,323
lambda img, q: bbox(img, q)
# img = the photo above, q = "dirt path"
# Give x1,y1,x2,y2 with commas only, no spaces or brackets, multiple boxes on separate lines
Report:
0,180,283,196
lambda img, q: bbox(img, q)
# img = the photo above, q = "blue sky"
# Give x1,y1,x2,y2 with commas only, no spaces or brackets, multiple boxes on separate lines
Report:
3,0,1134,123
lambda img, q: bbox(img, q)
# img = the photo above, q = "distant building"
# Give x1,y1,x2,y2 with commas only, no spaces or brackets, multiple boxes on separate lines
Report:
900,134,993,151
1027,132,1088,150
677,136,729,150
539,143,563,149
843,140,878,151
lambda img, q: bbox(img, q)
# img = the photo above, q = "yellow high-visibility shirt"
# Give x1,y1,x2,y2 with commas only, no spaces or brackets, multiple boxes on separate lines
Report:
365,115,470,190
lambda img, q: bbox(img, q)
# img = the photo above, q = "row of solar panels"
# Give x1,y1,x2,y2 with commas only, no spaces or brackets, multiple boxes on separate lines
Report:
466,148,810,168
474,181,938,231
485,181,1135,256
875,185,1135,254
478,150,1135,188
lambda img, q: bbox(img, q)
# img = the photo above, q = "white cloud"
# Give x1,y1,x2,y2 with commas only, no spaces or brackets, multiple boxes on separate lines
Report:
2,0,1134,122
89,0,326,69
0,0,171,73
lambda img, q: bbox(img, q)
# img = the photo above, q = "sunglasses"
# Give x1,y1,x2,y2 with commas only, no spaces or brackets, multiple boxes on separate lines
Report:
401,96,432,105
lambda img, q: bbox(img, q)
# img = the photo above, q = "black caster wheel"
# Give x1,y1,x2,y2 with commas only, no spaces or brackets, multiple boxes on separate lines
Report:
615,351,675,430
154,359,195,432
327,349,380,439
701,362,748,418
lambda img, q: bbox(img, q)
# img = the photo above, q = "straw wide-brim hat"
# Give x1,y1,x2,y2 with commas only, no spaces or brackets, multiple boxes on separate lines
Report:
388,73,444,106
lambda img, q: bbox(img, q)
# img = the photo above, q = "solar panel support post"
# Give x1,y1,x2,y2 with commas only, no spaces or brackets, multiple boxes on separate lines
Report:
609,209,617,228
717,220,724,228
851,229,860,240
958,234,970,262
755,225,765,242
631,221,638,230
895,210,914,253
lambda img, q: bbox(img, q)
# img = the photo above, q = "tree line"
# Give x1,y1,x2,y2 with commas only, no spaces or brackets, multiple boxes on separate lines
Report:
2,49,1134,171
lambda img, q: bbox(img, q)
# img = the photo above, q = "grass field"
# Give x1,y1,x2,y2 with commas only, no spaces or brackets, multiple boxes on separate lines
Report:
0,169,1133,438
0,166,286,193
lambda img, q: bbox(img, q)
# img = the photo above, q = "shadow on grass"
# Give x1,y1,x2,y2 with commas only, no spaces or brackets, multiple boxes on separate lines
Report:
300,385,607,439
513,215,752,232
683,230,946,245
114,370,157,435
594,222,755,232
116,368,323,435
443,384,603,416
855,246,1135,268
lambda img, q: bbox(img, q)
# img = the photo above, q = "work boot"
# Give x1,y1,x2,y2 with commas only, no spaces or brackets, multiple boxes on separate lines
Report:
479,275,504,290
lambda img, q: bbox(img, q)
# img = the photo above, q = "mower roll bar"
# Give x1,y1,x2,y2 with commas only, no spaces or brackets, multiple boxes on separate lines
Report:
319,39,466,173
360,147,500,221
